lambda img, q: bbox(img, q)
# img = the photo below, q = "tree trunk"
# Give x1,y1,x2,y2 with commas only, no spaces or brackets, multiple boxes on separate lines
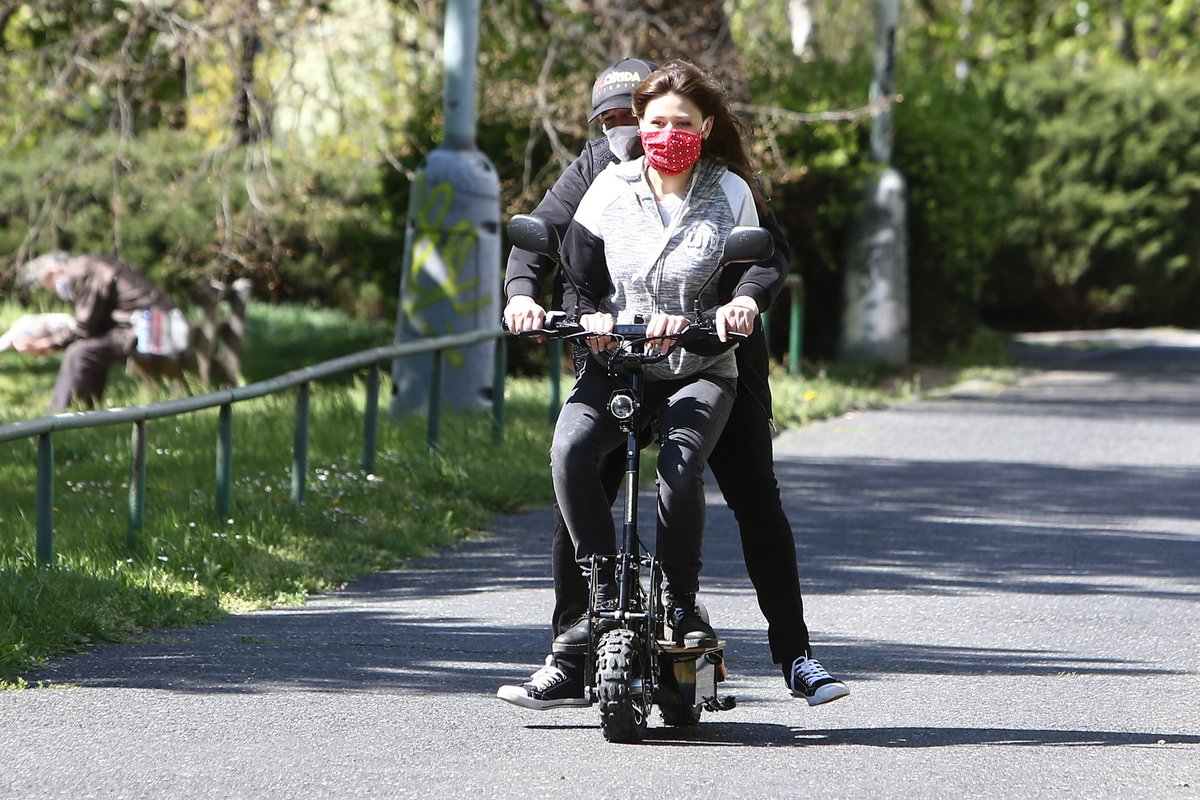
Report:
1115,12,1138,63
232,0,261,145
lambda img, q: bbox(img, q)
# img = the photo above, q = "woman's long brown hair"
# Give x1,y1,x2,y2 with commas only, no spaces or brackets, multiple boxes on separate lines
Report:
632,59,767,215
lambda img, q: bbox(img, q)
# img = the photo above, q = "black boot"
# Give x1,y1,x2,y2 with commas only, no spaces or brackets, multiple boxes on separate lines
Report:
665,591,719,649
552,613,590,654
553,561,618,653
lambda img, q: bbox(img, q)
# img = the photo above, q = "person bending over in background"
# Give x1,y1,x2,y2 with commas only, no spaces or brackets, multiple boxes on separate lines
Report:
16,251,184,412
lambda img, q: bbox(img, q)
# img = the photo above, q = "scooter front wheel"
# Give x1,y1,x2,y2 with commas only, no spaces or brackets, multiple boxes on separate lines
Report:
596,628,649,743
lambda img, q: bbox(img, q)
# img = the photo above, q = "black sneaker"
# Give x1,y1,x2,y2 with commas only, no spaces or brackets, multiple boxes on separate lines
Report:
785,656,850,706
665,592,719,649
496,655,589,710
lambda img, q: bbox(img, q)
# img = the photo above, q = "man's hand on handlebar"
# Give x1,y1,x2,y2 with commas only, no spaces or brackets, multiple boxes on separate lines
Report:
715,296,759,342
504,295,547,342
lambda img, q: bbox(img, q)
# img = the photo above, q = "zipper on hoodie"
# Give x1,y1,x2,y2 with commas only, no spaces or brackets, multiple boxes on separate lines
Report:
647,168,698,315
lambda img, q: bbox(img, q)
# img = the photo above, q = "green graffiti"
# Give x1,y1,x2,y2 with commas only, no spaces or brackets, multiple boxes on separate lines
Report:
402,176,493,367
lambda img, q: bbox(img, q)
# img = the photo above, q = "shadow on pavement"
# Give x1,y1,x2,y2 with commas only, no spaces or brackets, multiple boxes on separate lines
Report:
524,721,1200,749
998,342,1200,421
776,457,1200,598
796,726,1200,748
30,451,1197,694
28,609,1182,697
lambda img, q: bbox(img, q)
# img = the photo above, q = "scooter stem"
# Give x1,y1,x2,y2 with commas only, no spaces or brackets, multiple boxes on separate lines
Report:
618,368,642,613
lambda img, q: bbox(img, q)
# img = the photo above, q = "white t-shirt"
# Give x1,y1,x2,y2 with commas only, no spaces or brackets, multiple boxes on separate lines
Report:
656,194,683,226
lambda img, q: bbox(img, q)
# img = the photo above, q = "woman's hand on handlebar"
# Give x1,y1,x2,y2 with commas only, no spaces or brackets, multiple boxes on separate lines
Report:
580,312,616,354
715,296,759,342
504,295,547,342
646,312,690,356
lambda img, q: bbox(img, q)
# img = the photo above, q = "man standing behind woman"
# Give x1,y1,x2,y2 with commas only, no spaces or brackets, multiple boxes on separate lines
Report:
552,59,775,660
500,57,848,712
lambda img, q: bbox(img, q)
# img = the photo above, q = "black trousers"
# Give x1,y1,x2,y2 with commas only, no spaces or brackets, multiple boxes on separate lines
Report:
549,376,812,665
50,330,133,412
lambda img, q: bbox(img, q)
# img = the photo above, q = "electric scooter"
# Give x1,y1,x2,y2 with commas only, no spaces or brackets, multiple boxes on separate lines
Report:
506,214,774,743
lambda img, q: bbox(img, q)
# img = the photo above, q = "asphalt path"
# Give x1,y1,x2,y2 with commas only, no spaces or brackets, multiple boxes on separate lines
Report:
3,333,1199,799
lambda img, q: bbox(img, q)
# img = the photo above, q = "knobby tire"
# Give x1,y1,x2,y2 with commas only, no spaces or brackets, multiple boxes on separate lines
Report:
596,628,648,743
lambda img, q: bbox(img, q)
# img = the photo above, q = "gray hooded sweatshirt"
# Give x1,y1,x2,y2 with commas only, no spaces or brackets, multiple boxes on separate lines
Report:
560,156,760,381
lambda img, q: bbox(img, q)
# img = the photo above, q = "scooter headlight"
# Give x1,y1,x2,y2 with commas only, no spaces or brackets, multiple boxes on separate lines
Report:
608,391,637,421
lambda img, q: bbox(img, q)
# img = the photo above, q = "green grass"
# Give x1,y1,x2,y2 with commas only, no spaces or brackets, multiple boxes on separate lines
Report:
238,303,397,381
0,299,1013,684
0,378,559,683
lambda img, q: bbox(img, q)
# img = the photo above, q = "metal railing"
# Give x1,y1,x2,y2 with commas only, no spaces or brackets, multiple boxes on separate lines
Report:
762,274,805,376
2,282,808,566
0,328,507,564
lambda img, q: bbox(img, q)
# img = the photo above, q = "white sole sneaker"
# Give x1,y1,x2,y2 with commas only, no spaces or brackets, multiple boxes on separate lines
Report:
495,685,591,710
792,681,850,706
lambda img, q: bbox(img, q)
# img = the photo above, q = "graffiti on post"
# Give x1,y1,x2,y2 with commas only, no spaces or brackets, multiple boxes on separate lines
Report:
400,176,493,367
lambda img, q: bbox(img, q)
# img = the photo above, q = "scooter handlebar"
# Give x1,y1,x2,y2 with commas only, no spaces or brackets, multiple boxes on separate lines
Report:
502,311,586,339
503,311,745,360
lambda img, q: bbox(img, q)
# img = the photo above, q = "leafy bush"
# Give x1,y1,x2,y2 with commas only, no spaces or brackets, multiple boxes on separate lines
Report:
747,51,1023,361
740,53,876,360
0,131,405,318
995,62,1200,328
892,72,1024,358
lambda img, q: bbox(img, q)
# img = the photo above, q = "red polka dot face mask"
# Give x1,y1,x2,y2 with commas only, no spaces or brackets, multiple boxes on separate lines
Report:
639,125,704,176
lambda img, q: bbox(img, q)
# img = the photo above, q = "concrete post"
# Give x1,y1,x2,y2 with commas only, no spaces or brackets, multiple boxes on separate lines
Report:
390,0,500,417
839,0,910,366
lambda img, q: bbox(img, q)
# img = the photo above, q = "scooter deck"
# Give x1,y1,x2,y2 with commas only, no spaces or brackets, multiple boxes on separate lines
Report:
656,638,726,655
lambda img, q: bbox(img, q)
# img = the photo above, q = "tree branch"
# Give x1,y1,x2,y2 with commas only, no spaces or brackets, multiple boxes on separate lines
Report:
733,94,899,126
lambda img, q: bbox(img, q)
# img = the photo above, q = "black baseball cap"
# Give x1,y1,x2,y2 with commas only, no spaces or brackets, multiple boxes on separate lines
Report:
589,58,658,121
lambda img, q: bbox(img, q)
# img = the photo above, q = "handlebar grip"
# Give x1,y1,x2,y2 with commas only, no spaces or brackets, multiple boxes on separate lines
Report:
502,310,586,338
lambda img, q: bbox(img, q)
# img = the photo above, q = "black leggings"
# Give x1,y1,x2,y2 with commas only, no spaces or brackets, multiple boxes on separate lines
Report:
551,366,735,597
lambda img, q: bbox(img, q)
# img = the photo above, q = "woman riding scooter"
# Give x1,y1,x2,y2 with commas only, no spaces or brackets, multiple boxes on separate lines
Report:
550,59,764,653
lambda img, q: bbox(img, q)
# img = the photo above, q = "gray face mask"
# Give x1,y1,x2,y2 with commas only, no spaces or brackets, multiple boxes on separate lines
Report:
53,276,73,302
603,124,641,162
